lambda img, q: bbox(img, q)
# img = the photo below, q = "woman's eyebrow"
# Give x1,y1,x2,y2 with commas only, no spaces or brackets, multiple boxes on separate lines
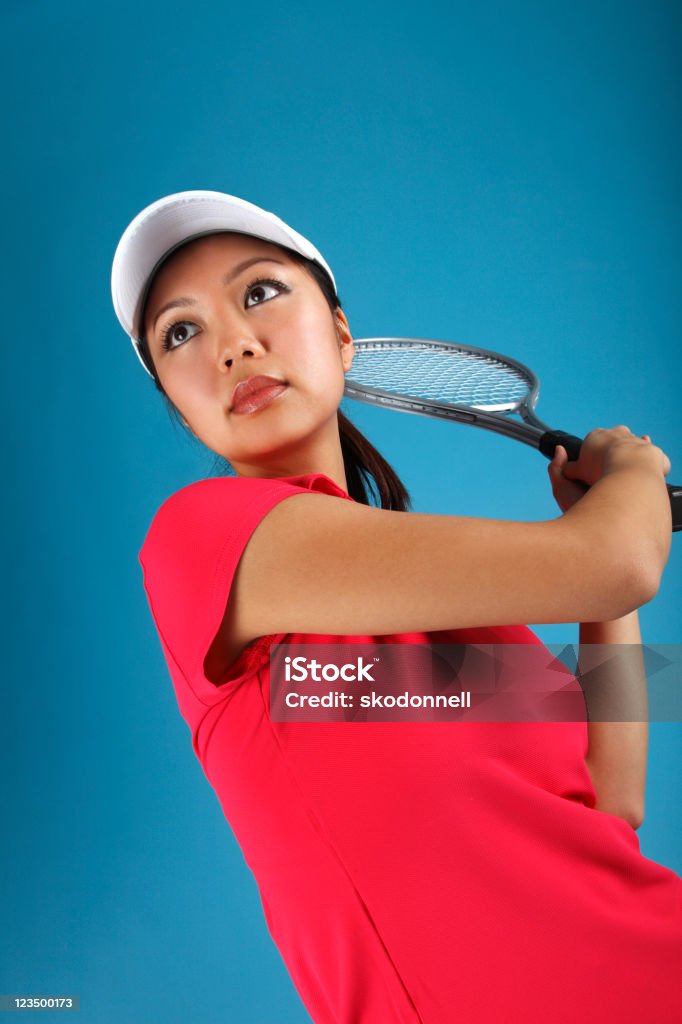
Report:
151,256,287,332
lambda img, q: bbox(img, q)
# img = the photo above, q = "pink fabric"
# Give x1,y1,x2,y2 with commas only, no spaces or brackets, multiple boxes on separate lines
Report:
139,473,682,1023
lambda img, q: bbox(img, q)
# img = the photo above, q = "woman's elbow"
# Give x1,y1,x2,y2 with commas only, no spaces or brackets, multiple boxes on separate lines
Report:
609,555,660,619
569,526,659,621
627,806,644,831
598,804,644,830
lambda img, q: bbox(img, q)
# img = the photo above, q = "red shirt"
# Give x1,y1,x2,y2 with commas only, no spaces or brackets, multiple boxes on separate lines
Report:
139,472,682,1023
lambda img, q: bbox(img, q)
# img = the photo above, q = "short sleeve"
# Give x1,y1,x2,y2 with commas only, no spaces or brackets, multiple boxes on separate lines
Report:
138,475,322,703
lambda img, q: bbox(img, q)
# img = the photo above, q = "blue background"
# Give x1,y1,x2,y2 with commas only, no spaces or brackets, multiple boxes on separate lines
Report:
3,1,680,1021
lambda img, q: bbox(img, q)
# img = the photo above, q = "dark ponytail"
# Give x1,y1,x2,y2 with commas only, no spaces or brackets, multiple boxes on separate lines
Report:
337,408,411,510
137,233,413,512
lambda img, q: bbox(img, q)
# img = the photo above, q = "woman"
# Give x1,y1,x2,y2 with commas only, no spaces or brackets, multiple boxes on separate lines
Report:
111,190,680,1023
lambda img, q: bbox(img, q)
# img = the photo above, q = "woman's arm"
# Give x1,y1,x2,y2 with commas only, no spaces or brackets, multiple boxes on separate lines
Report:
218,432,667,656
547,442,652,830
579,610,648,830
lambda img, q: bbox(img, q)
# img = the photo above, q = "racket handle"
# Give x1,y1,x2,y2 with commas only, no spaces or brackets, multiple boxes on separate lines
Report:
538,430,583,461
538,430,682,533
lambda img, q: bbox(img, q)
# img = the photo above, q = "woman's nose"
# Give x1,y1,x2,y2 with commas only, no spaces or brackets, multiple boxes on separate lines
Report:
215,324,263,370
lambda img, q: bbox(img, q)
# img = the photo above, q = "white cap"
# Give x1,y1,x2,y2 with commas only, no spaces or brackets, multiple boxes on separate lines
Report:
111,189,337,377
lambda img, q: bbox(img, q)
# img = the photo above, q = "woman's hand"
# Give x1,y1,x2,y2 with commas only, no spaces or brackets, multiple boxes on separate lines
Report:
548,434,654,514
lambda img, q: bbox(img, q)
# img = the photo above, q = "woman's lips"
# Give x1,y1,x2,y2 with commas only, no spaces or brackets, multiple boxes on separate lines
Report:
231,382,288,414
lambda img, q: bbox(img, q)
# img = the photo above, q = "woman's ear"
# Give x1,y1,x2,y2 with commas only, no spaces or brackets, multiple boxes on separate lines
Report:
335,308,351,340
335,309,354,370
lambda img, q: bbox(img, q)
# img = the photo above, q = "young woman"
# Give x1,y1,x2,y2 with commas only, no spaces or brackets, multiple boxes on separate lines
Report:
111,190,681,1023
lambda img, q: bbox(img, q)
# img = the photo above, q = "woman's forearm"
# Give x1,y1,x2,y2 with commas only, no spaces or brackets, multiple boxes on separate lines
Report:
579,610,648,829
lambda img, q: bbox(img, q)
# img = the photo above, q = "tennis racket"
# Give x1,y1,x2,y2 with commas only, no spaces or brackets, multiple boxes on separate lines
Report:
342,336,682,533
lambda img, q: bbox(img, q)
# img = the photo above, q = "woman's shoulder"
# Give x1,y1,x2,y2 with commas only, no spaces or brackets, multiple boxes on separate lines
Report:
139,471,352,567
153,471,349,518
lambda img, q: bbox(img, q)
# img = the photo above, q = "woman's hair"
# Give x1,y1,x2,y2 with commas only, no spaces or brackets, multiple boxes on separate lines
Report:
137,233,413,511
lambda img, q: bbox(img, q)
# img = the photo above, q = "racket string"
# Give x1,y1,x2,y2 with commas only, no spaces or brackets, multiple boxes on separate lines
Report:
345,344,532,410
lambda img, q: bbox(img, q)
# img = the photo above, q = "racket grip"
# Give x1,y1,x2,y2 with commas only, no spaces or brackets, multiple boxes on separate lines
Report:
538,430,583,462
538,430,682,533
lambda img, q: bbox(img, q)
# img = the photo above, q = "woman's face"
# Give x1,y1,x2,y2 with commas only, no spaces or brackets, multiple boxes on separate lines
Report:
143,232,354,478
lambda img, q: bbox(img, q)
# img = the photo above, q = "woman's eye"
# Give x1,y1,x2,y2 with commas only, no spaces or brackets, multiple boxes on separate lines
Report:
159,277,289,352
245,277,289,308
159,321,200,352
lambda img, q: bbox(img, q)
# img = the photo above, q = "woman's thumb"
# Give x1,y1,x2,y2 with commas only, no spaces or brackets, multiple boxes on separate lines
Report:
552,445,566,467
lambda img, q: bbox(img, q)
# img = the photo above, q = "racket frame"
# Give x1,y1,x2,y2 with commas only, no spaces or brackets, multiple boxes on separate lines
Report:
343,337,555,450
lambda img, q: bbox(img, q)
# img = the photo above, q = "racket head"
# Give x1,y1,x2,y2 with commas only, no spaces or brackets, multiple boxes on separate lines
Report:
343,336,541,417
